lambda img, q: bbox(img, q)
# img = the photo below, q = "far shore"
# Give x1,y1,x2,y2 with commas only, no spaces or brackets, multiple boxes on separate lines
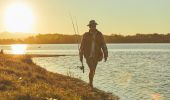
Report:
0,53,119,100
5,54,77,57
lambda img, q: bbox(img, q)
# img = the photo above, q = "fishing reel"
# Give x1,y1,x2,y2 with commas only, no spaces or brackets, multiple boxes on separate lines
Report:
77,65,84,73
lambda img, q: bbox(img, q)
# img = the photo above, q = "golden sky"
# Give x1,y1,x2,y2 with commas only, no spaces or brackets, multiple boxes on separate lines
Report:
0,0,169,35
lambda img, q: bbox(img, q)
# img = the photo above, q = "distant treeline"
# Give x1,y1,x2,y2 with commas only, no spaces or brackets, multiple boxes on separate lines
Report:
0,33,170,44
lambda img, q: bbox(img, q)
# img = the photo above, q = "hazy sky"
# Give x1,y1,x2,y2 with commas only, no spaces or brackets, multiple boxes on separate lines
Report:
0,0,169,35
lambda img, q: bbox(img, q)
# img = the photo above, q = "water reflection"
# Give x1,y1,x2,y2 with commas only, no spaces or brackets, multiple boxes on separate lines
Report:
11,44,27,54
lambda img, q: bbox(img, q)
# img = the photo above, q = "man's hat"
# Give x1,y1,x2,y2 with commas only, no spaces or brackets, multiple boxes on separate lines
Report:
87,20,98,26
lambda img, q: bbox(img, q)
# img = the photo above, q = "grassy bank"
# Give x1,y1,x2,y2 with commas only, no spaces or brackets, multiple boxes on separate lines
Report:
0,54,119,100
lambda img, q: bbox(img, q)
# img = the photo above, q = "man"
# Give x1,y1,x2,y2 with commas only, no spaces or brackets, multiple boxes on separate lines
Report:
79,20,108,88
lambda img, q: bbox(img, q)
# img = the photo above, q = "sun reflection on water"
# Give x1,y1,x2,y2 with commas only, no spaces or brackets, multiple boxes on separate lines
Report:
11,44,27,54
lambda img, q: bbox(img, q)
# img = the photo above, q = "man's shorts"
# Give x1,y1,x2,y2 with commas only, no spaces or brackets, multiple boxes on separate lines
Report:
86,58,98,69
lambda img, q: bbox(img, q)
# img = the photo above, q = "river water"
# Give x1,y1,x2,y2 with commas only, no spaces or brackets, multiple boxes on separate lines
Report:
1,44,170,100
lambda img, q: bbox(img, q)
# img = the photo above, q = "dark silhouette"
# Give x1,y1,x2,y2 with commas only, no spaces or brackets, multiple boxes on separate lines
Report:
0,49,4,54
79,20,108,88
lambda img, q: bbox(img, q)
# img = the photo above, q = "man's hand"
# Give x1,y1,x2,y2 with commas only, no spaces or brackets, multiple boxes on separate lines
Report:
104,57,107,62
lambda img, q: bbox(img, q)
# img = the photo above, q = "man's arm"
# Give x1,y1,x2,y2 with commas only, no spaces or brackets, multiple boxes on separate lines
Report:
100,33,108,61
79,34,85,62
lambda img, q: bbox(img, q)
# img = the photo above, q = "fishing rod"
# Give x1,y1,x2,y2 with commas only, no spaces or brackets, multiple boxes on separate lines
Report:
75,17,80,50
69,13,77,38
69,13,84,73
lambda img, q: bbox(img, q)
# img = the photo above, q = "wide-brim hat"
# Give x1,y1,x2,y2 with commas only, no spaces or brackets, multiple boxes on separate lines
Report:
87,20,98,26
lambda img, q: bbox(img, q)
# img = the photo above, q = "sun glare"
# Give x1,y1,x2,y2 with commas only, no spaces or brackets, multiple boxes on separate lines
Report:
4,3,35,33
11,44,27,54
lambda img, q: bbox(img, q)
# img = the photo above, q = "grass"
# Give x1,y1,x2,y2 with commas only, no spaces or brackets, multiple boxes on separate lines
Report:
0,54,119,100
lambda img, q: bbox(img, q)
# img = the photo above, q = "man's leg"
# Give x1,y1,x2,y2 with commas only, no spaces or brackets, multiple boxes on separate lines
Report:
89,66,96,88
87,59,98,88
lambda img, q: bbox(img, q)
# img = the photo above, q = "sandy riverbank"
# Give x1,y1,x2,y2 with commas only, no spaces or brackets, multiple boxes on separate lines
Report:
0,54,119,100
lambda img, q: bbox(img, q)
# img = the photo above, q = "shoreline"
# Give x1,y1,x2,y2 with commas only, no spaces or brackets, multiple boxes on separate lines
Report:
0,54,119,100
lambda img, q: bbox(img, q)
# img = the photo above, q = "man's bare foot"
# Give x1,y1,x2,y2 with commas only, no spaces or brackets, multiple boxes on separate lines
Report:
90,84,93,88
88,83,94,91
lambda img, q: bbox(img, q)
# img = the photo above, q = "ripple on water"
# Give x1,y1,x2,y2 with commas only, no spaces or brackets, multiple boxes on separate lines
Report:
33,51,170,100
